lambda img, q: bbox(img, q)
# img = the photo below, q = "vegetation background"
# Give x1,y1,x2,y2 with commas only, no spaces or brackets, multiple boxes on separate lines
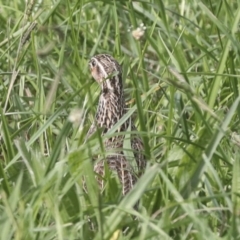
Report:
0,0,240,239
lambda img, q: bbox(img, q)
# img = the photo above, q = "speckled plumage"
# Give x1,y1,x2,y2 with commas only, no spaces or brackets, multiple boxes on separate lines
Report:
86,54,146,195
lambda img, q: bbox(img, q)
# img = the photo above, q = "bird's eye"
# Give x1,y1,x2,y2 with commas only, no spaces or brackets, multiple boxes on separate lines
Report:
90,59,96,68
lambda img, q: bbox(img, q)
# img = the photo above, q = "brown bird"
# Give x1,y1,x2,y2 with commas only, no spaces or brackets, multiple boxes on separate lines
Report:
86,54,146,195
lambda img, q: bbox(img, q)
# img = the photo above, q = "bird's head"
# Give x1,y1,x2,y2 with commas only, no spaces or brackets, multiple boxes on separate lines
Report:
89,54,122,92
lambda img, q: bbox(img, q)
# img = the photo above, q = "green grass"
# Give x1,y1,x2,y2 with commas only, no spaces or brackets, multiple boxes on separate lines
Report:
1,0,240,239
